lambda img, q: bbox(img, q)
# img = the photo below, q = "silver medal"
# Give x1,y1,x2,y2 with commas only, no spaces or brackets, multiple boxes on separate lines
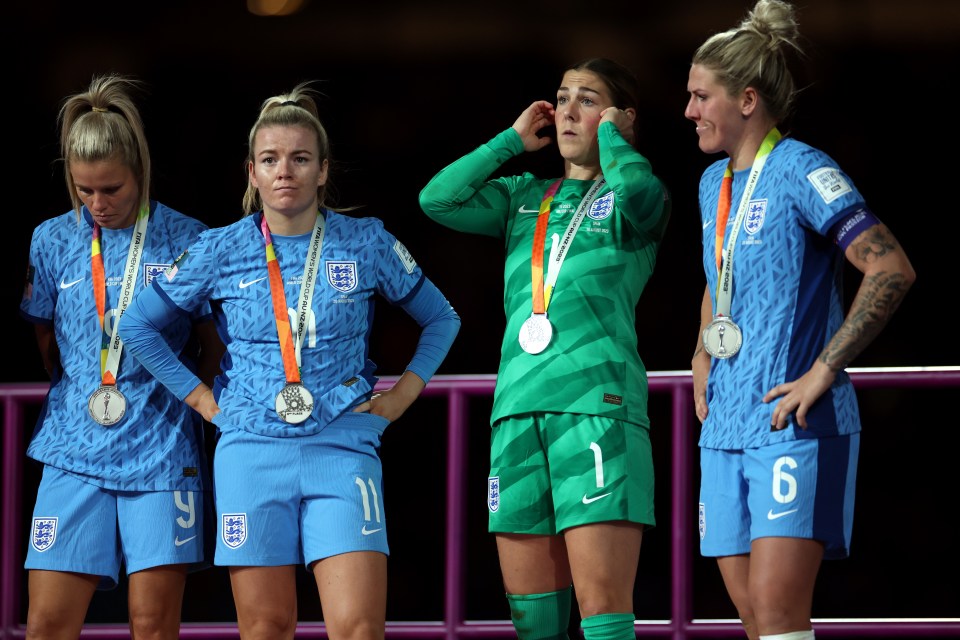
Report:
702,316,743,359
275,383,315,424
88,385,127,426
518,313,553,355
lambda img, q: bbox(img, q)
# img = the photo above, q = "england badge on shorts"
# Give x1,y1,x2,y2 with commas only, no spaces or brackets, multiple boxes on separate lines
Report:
32,517,58,552
698,502,706,540
327,261,357,293
222,513,247,549
487,476,501,513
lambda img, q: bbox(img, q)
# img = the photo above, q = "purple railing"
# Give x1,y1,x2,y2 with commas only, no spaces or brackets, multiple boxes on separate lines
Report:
3,368,959,639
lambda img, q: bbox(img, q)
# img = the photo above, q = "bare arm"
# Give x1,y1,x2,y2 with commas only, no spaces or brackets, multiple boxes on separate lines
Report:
183,320,225,423
352,370,426,423
692,285,712,423
820,223,916,370
764,223,916,429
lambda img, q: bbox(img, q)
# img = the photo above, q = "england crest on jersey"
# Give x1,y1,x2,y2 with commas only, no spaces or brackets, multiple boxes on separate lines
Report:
588,192,615,220
32,517,58,552
222,513,247,549
744,199,767,235
144,263,169,288
327,261,358,293
487,476,501,513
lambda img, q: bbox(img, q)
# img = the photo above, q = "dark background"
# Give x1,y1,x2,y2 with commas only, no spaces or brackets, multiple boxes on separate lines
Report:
3,0,958,628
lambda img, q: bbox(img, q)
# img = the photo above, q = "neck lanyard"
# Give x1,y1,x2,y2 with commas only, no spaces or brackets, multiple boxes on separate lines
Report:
91,204,150,386
530,177,607,313
260,211,326,385
713,127,781,317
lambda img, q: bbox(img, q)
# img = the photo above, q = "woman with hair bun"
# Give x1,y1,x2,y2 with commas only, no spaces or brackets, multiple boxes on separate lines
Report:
685,2,915,638
120,82,460,639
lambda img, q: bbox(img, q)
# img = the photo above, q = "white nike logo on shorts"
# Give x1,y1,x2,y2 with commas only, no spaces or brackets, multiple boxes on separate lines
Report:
60,277,83,289
702,219,714,230
239,276,267,289
518,205,539,213
582,492,612,505
174,535,197,546
767,508,799,520
361,525,383,536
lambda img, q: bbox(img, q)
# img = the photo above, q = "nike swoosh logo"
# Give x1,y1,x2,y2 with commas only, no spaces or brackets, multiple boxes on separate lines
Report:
767,508,799,520
239,276,267,289
174,535,197,546
60,277,83,289
702,219,714,230
582,492,612,505
361,525,383,536
518,205,539,213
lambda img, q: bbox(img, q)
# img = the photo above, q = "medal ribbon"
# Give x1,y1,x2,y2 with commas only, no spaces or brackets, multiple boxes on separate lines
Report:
544,177,606,309
92,205,150,386
714,174,732,272
531,179,562,315
713,127,782,317
260,211,326,385
531,177,607,313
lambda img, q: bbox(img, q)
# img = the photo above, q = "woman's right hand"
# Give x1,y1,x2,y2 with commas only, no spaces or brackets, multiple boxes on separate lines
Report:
692,346,710,423
185,383,220,422
512,100,556,152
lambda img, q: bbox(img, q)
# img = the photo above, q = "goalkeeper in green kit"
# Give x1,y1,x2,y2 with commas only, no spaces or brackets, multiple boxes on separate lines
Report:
420,57,671,640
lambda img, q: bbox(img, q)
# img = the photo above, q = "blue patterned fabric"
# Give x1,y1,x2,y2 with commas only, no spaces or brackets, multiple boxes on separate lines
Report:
698,138,866,449
20,202,210,490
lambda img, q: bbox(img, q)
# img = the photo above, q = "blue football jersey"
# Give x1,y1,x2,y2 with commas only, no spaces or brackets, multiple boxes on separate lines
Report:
20,202,211,490
698,138,864,449
156,210,426,437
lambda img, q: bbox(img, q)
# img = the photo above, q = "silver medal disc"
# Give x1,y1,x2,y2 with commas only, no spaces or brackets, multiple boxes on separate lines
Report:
518,313,553,355
88,385,127,426
702,316,743,359
275,383,315,424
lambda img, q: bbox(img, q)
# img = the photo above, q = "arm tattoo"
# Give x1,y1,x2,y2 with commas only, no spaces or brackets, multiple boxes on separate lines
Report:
820,269,911,371
851,226,896,264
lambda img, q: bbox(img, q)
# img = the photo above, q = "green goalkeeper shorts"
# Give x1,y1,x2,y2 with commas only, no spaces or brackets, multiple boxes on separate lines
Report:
487,412,655,535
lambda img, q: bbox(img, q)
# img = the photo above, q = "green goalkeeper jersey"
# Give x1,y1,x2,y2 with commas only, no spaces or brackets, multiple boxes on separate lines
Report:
420,123,670,428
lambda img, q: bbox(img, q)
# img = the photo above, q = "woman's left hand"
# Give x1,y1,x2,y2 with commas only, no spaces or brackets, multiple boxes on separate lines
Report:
352,371,426,423
763,360,837,430
600,106,636,145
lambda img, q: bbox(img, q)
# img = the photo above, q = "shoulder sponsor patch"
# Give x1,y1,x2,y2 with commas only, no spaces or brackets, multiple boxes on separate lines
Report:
165,250,190,282
807,167,852,204
327,261,358,292
393,240,417,274
588,191,615,220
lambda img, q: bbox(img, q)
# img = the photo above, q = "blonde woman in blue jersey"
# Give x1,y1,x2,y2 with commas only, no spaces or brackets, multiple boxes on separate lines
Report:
685,2,915,639
19,74,220,639
421,59,670,640
119,83,460,640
